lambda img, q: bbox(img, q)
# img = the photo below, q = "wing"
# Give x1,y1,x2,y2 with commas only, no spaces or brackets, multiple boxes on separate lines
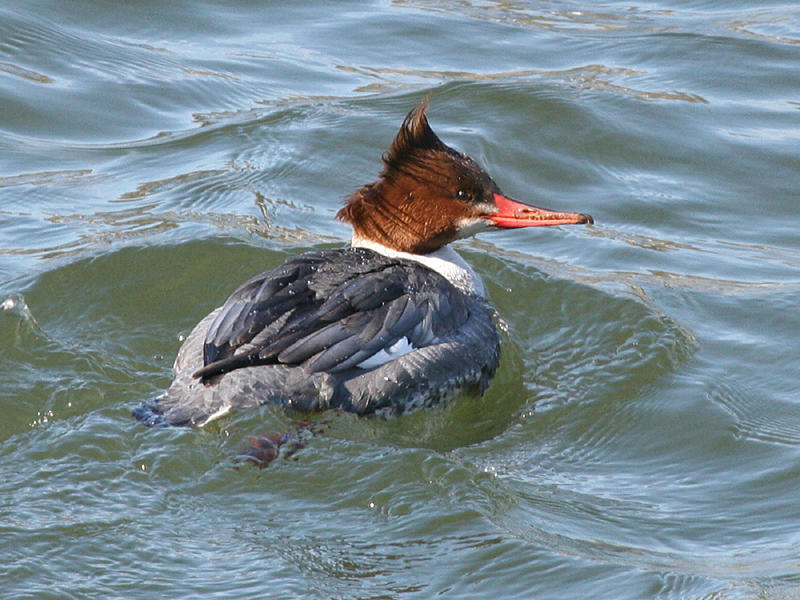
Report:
193,248,474,380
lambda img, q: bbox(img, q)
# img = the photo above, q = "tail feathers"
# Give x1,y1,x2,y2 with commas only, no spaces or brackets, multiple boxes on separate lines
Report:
131,399,170,427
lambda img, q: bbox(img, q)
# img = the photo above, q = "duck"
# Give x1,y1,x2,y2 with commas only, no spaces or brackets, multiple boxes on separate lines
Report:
134,99,592,426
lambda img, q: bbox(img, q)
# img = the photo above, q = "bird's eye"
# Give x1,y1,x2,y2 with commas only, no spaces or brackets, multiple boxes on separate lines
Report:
456,189,470,201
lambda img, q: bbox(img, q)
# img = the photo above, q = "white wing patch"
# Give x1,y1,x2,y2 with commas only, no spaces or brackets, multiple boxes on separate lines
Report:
356,337,415,369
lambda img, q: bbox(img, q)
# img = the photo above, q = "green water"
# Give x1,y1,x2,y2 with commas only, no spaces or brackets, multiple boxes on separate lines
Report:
2,1,800,598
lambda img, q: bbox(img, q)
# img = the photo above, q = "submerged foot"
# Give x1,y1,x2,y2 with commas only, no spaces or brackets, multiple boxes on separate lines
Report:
234,420,327,468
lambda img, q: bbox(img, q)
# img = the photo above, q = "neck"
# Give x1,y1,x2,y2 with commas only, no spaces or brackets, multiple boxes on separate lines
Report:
350,235,486,298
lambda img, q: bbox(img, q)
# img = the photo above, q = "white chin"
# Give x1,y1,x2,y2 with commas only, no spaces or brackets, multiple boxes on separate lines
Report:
454,217,493,239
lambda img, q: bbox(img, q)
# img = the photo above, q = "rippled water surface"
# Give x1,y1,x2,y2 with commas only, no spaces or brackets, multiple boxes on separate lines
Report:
2,1,800,598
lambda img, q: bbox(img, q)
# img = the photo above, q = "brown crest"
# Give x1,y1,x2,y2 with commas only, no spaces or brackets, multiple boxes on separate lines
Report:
381,98,447,173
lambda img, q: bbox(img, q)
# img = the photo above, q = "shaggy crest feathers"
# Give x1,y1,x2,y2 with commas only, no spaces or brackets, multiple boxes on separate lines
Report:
381,98,448,172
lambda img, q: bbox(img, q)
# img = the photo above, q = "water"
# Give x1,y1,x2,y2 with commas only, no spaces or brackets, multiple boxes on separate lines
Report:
2,1,799,598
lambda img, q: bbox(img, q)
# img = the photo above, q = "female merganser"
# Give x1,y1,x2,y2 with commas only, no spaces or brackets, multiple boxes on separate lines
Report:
135,100,592,427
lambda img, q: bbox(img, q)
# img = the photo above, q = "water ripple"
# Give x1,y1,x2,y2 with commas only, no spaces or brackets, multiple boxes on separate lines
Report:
708,378,800,448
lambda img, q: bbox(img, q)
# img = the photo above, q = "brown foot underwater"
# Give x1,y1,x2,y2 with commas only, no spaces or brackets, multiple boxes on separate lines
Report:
234,419,327,469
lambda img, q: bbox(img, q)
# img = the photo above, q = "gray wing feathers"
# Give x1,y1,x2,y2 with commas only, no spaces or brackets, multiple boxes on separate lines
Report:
198,249,474,378
340,299,499,415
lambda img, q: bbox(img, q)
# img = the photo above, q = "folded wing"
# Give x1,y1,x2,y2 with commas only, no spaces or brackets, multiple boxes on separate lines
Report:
194,248,474,380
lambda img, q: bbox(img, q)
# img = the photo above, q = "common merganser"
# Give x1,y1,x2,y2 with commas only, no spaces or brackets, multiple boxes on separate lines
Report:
134,99,592,427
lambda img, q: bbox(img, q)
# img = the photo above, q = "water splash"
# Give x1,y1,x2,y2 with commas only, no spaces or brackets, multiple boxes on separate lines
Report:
1,293,46,342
